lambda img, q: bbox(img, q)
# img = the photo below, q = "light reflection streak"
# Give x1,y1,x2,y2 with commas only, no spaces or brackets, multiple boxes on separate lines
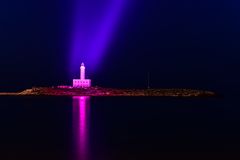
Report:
73,96,90,160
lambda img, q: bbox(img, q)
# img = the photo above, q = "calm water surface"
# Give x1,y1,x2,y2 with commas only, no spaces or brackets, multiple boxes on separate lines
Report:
0,96,239,159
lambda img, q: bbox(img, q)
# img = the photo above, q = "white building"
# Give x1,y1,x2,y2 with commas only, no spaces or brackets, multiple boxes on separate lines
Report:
73,63,91,88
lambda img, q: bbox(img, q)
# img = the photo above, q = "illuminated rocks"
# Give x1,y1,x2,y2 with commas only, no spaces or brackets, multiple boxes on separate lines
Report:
0,87,216,97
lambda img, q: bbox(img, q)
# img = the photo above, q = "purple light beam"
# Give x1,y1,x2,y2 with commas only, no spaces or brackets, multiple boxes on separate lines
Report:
69,0,127,77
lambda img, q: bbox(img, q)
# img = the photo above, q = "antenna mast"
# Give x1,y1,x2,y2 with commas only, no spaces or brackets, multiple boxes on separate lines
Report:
147,72,150,89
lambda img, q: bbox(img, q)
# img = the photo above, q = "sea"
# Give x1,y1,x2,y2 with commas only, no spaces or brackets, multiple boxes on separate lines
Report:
0,94,239,160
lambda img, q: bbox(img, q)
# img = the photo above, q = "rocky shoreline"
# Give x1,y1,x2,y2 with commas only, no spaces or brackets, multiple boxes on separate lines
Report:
0,87,216,97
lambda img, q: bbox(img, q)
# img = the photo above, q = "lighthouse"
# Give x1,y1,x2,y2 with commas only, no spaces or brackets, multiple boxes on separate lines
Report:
73,63,91,88
80,62,85,79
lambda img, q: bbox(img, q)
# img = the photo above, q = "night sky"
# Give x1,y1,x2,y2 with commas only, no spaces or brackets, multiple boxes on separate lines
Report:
1,0,240,92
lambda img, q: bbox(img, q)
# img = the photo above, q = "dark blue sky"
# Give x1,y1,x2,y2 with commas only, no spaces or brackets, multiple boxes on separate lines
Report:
0,0,240,92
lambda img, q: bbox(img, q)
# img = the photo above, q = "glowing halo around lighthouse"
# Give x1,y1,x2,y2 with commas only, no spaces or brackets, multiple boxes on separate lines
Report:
73,63,91,88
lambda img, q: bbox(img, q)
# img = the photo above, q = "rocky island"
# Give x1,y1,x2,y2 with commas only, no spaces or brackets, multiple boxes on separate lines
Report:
0,87,216,97
0,64,217,97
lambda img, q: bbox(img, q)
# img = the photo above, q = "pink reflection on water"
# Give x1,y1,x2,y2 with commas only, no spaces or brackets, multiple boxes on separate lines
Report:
73,96,90,160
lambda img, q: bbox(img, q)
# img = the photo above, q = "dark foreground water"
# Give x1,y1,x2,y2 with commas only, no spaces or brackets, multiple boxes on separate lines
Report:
0,96,239,160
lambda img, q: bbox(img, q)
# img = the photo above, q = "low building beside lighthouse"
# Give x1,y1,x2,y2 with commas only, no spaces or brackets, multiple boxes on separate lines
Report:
73,63,91,88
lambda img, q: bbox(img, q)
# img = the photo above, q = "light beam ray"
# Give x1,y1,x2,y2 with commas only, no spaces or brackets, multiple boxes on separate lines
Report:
69,0,127,77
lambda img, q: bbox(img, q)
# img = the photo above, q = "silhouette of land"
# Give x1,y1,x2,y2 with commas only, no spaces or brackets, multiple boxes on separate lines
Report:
0,87,216,97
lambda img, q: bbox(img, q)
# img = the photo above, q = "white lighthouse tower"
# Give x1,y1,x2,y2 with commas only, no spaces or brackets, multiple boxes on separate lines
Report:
73,63,91,88
80,62,85,80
